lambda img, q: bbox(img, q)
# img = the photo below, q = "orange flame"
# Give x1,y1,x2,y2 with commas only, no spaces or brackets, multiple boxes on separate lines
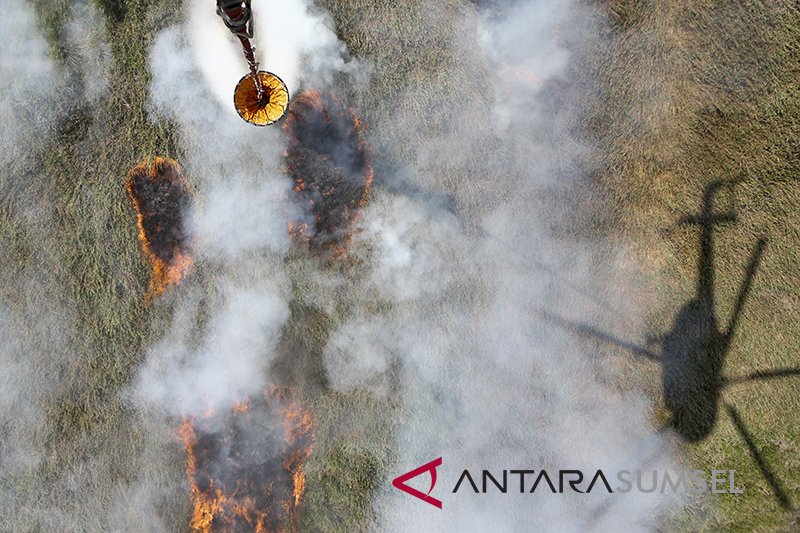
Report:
126,157,193,301
178,388,315,533
283,90,374,258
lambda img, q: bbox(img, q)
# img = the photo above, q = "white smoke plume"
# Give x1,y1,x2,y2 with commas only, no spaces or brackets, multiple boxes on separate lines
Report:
310,1,683,531
133,1,353,416
187,0,357,112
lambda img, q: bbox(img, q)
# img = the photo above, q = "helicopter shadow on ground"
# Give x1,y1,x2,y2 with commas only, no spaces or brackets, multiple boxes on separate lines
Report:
542,179,798,510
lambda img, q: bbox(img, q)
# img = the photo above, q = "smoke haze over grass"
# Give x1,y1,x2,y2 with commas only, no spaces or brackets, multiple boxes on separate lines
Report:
132,0,358,418
140,0,683,530
314,1,683,530
2,0,796,531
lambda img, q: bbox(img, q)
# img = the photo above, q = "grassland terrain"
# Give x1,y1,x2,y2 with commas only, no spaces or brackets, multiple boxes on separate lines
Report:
586,1,799,530
0,0,797,531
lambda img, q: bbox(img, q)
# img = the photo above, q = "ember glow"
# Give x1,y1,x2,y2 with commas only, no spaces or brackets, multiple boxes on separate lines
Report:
178,388,314,533
126,157,193,300
283,90,374,258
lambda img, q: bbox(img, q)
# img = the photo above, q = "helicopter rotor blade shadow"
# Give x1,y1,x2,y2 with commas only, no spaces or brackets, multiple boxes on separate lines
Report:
726,238,768,340
539,310,660,362
725,402,792,510
724,366,800,386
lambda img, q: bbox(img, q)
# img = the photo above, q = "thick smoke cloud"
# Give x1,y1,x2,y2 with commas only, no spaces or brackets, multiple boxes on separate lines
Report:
135,282,290,414
134,1,353,416
312,1,683,531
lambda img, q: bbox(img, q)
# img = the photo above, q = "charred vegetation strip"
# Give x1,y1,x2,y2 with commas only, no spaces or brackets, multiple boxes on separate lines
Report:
283,90,374,258
126,157,193,300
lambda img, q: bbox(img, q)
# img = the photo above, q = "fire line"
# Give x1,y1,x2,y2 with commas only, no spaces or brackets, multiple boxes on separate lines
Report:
126,157,193,301
178,388,315,533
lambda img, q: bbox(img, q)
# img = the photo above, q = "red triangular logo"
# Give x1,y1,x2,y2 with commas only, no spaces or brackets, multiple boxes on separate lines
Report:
391,457,443,509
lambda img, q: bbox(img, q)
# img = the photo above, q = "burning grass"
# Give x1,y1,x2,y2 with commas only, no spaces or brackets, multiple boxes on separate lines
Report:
126,157,193,300
178,388,314,533
283,90,374,258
